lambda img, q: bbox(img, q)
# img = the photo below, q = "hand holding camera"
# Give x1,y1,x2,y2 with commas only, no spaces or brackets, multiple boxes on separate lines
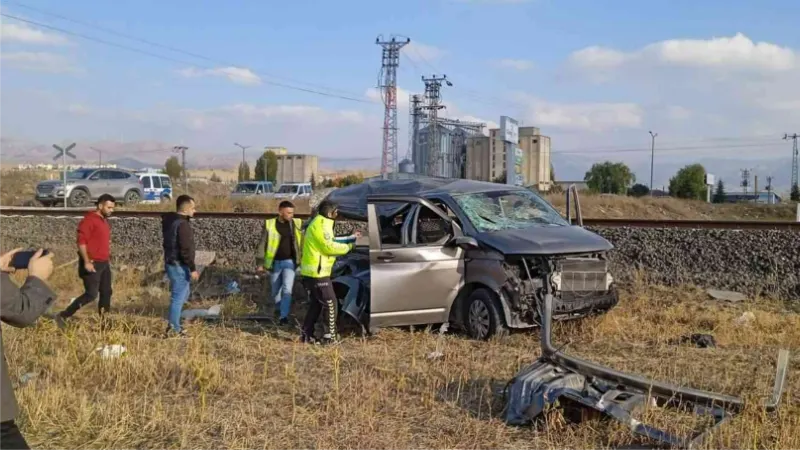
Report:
0,248,55,281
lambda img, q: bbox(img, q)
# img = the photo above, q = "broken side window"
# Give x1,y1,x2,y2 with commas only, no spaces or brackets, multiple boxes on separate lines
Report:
412,205,452,246
378,204,410,248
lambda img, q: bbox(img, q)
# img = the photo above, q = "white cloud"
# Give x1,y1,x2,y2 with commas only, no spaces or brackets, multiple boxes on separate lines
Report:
0,21,70,45
0,51,80,73
403,41,446,62
665,105,693,121
569,33,798,73
493,58,534,71
526,98,643,131
364,87,413,109
177,66,262,86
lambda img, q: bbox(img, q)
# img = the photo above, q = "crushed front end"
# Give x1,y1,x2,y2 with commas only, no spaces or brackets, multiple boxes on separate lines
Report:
501,253,619,326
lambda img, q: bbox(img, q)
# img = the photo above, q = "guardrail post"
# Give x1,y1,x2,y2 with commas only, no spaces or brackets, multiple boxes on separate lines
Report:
796,203,799,222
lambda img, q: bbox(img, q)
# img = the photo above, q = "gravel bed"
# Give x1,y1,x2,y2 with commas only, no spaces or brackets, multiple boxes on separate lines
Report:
2,215,798,299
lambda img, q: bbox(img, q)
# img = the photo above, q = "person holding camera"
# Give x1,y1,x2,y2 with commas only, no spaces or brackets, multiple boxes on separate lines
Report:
55,194,115,327
1,248,56,449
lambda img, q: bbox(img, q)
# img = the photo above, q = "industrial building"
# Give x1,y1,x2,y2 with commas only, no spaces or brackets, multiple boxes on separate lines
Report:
265,146,288,156
275,154,318,187
465,126,552,191
412,122,484,178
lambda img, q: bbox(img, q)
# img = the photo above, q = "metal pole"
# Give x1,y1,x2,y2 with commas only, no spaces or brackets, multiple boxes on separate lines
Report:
63,151,67,210
649,131,657,194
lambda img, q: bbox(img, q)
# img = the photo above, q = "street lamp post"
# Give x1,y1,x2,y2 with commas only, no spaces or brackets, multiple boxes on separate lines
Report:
649,131,658,194
234,142,250,180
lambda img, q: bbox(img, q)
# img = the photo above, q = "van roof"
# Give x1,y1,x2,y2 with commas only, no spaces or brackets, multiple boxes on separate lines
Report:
136,172,170,177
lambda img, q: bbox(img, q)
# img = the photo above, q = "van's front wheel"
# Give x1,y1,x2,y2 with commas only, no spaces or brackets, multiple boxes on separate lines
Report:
463,288,508,340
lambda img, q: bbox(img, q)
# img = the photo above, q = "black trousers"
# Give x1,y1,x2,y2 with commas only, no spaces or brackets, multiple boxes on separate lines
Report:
0,420,29,450
61,260,112,318
301,277,338,340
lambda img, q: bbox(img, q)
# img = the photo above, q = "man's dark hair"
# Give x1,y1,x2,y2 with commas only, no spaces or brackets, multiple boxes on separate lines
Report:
317,200,338,218
278,200,295,209
96,194,116,205
176,195,194,211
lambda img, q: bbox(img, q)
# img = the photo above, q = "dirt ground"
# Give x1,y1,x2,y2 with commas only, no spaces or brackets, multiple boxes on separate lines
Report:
3,265,798,449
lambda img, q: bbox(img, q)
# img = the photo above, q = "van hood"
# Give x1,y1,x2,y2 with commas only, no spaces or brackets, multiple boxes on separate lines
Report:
475,225,613,255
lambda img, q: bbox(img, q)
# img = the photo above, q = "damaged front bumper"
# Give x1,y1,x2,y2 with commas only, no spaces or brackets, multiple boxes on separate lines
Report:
504,285,790,449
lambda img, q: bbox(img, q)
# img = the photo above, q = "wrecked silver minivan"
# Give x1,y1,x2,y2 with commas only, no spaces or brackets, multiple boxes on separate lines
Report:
325,178,619,340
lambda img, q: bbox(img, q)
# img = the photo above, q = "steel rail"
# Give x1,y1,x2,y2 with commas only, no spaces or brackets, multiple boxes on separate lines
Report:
1,207,799,230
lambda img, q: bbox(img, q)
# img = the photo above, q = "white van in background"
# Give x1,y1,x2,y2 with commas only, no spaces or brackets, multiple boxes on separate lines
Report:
136,172,173,203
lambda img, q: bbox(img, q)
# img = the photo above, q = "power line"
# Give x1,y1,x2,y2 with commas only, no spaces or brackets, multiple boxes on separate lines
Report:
0,12,376,104
4,0,368,99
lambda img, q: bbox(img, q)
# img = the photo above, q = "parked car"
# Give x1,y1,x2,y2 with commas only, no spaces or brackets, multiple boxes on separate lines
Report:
325,178,619,340
230,181,274,200
273,182,312,200
36,168,143,207
136,172,173,204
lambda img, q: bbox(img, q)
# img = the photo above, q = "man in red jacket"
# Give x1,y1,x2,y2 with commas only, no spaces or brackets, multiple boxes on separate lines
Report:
56,194,115,326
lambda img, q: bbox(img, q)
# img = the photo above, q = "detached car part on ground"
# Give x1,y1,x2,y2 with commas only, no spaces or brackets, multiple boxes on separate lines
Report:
325,178,619,340
504,276,791,448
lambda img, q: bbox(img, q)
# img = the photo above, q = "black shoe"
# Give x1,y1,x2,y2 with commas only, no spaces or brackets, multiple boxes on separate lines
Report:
300,334,319,345
279,317,289,326
54,314,67,330
164,326,188,339
320,336,341,346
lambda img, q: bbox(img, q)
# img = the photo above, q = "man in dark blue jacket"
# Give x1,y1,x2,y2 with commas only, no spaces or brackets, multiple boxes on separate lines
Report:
161,195,199,337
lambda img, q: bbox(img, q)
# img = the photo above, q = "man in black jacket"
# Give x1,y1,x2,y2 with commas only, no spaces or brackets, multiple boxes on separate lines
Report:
1,248,55,449
161,195,199,337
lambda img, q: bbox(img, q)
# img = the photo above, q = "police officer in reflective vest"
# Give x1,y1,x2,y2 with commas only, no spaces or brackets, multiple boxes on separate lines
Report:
256,200,304,325
300,200,359,344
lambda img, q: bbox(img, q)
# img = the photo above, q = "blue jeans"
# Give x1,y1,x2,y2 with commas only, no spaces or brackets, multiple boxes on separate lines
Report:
270,259,296,319
165,263,191,332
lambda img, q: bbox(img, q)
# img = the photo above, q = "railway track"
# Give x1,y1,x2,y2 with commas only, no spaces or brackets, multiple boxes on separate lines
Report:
2,207,799,230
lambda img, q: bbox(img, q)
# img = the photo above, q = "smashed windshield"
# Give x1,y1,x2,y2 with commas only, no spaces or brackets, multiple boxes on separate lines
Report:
453,189,568,232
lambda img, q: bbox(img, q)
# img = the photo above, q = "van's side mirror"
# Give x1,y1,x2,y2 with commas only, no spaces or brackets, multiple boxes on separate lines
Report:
448,235,479,250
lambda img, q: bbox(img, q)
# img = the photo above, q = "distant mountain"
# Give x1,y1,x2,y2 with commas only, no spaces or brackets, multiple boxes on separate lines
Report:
107,157,152,170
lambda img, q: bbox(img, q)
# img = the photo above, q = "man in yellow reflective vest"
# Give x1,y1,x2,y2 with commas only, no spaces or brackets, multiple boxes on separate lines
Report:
300,200,359,345
256,200,304,325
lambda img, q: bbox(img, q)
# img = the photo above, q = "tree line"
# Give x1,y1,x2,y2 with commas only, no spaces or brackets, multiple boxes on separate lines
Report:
582,161,800,202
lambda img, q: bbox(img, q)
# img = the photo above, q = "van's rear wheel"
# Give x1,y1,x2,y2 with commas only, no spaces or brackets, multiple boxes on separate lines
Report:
463,288,508,340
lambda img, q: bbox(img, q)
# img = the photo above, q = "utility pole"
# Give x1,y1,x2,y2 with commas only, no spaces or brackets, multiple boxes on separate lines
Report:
421,74,451,177
376,35,410,179
766,175,774,204
784,133,799,196
649,131,657,194
89,146,103,167
173,145,188,191
234,142,250,180
408,94,423,173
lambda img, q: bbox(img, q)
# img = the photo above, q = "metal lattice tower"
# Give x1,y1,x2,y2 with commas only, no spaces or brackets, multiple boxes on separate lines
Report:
785,133,799,191
407,94,423,163
376,36,410,179
421,74,450,176
740,168,751,194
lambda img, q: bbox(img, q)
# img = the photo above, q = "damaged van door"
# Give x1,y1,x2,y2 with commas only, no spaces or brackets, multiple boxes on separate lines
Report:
338,195,475,330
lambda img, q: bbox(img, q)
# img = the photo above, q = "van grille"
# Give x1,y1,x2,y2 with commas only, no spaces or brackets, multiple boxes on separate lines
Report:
556,258,608,292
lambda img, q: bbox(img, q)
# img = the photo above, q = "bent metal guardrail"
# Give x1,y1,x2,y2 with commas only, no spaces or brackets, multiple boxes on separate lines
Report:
1,207,800,230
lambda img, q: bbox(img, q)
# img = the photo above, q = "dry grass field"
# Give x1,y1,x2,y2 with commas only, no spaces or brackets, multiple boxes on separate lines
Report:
2,265,798,449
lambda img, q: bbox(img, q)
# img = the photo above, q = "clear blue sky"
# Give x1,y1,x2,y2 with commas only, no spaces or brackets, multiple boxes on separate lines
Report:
2,0,799,187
